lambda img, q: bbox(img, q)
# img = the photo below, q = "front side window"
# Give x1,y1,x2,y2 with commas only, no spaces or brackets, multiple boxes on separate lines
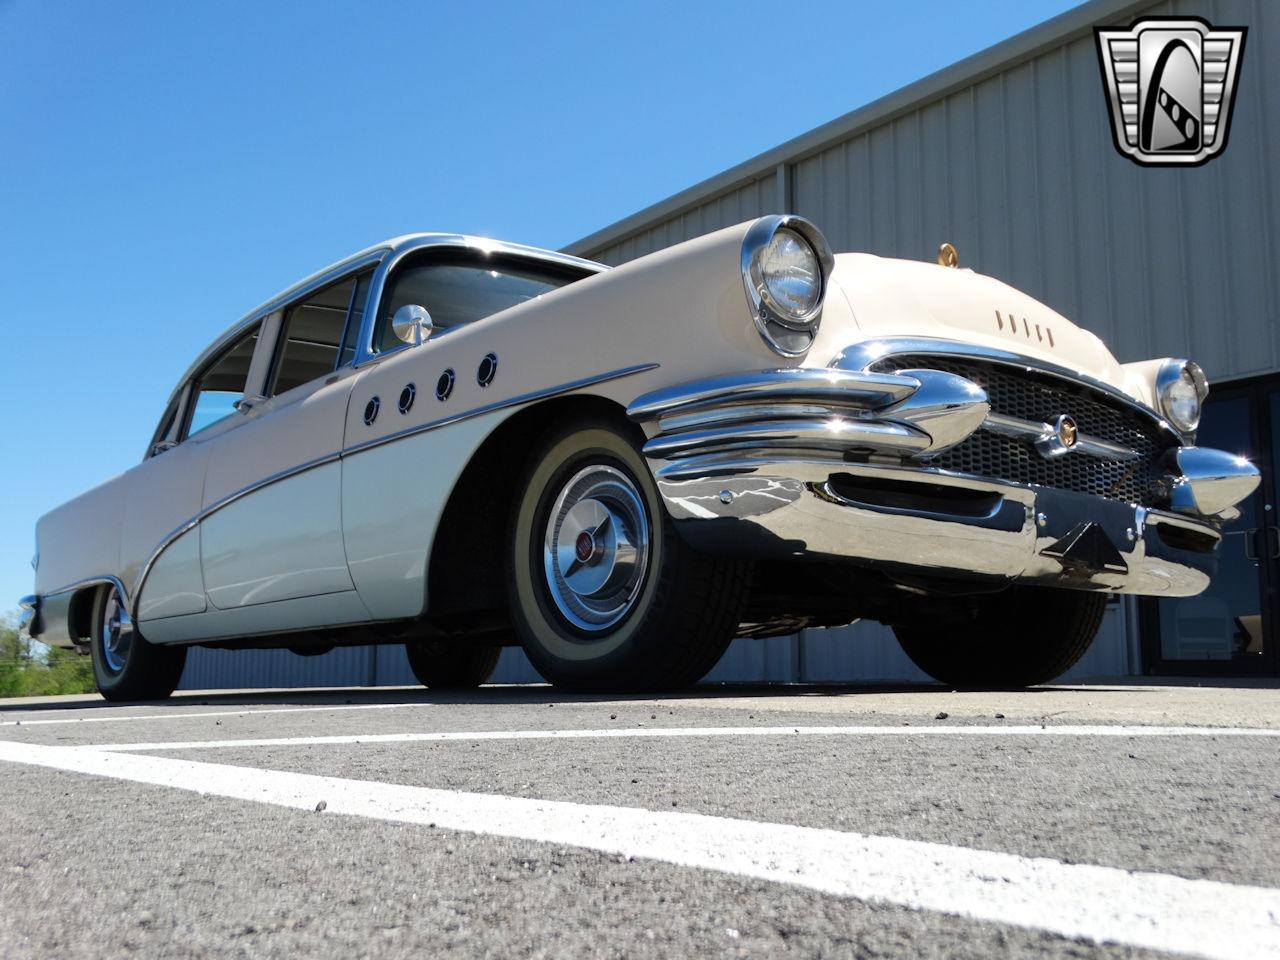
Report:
185,326,260,439
270,273,369,396
373,254,585,353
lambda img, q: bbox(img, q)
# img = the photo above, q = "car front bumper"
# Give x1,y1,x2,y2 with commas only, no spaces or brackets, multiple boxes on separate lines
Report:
627,361,1259,598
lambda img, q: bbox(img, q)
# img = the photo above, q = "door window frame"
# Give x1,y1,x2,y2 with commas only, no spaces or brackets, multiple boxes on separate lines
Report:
177,321,267,443
1139,372,1280,678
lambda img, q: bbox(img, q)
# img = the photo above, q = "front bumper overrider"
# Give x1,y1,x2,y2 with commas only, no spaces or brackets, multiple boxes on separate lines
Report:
627,355,1260,598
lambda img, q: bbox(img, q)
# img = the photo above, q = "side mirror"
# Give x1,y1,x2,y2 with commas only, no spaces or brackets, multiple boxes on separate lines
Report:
392,304,434,346
150,439,177,457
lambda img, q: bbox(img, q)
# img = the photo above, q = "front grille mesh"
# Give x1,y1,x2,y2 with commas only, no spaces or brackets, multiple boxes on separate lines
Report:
871,355,1172,506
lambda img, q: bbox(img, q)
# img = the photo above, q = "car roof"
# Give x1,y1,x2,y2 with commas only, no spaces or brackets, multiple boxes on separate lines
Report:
169,233,607,405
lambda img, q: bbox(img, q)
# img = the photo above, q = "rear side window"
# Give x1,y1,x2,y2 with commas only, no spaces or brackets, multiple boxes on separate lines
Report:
270,273,366,396
185,326,260,438
373,255,583,353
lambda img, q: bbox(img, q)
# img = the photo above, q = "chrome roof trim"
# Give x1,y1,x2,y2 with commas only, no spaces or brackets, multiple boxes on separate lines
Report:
167,233,608,407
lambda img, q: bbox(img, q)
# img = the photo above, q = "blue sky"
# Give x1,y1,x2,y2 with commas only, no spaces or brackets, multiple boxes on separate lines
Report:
0,0,1081,611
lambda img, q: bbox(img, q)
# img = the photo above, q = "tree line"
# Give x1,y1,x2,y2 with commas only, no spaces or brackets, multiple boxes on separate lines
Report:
0,614,95,697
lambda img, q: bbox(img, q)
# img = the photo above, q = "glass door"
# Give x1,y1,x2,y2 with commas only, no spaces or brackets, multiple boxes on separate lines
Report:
1144,379,1278,677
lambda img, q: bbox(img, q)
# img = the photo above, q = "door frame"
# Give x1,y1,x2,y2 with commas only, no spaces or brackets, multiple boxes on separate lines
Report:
1140,372,1280,677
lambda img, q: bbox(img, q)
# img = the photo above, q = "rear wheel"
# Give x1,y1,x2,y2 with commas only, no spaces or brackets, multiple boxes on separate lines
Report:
89,585,187,701
892,586,1107,689
507,418,750,692
405,640,501,689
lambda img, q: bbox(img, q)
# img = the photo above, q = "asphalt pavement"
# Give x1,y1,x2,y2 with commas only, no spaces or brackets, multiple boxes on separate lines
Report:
1,680,1278,959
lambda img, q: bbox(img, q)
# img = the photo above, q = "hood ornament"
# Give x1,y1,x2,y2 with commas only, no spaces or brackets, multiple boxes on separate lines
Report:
937,242,959,268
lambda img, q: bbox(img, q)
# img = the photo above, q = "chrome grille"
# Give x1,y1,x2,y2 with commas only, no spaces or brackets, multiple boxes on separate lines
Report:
871,355,1172,506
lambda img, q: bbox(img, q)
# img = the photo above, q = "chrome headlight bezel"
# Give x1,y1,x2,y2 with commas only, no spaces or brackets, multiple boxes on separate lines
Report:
1156,358,1209,436
741,215,835,357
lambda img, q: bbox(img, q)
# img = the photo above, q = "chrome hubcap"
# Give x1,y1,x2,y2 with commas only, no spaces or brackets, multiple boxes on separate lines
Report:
100,590,133,674
542,465,651,633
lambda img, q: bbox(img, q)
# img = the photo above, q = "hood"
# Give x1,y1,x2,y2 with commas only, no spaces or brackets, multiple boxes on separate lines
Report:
815,253,1134,399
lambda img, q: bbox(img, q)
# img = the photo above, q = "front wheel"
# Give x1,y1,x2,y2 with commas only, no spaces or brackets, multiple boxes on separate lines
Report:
90,585,187,701
892,586,1107,689
507,418,750,692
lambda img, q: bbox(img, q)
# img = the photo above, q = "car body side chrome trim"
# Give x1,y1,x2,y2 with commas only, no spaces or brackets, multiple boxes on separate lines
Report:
25,576,129,645
342,363,658,459
832,336,1182,444
126,363,658,626
34,575,130,608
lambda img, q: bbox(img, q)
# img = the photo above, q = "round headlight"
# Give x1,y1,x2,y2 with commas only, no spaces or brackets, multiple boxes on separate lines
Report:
1157,359,1209,434
760,229,822,325
741,215,835,356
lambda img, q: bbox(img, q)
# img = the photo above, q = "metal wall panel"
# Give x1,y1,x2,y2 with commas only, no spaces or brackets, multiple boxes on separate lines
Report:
592,173,778,266
587,0,1278,383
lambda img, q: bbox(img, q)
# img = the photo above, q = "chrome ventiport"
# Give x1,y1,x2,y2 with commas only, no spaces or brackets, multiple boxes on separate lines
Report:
435,369,456,401
397,383,416,414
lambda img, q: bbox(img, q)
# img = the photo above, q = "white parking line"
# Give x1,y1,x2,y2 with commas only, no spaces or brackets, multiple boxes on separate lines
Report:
82,723,1280,753
0,702,414,727
0,739,1274,960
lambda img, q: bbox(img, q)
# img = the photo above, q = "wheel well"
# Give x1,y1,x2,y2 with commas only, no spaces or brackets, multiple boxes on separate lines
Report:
424,393,639,627
68,585,100,642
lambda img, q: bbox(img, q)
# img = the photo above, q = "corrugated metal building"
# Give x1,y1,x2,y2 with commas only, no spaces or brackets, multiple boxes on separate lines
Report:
181,0,1276,689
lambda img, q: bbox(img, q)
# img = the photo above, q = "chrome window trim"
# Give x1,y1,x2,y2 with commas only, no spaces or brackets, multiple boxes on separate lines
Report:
126,362,656,627
353,235,608,369
832,336,1183,444
178,319,268,444
158,235,605,453
165,249,392,415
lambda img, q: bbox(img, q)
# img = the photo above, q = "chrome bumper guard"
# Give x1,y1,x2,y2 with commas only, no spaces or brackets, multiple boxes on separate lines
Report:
17,595,39,639
627,366,1261,598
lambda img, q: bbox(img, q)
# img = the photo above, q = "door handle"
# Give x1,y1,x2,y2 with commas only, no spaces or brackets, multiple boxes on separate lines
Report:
1244,528,1261,562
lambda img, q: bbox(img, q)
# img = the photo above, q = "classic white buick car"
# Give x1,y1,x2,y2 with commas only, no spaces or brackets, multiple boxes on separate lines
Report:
20,216,1260,699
